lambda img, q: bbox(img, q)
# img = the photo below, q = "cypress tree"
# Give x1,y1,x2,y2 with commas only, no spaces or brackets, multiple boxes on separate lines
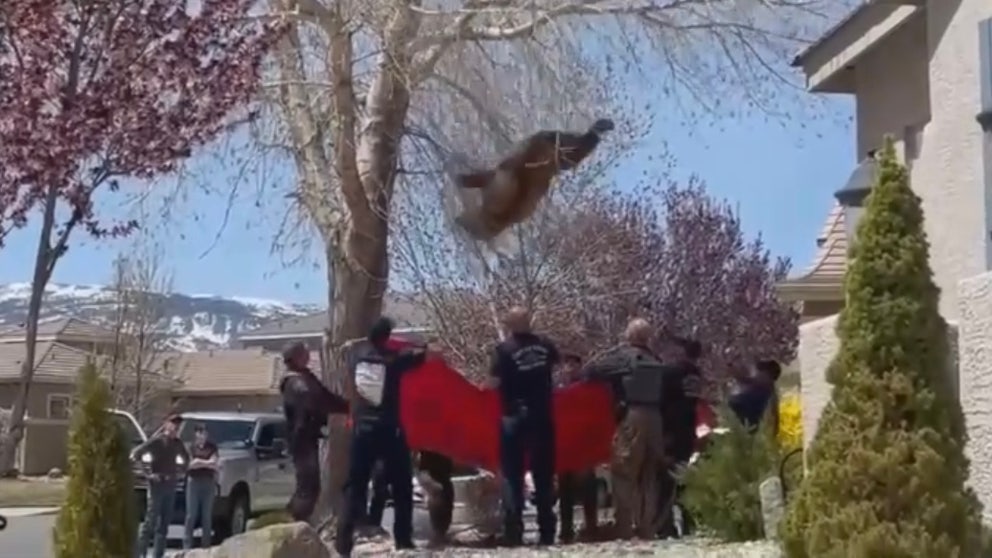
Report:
780,138,983,557
53,362,137,558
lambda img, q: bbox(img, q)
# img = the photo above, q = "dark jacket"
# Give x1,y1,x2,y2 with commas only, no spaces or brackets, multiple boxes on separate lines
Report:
351,342,426,425
280,368,349,448
490,333,559,418
133,435,190,480
583,344,665,415
660,360,702,461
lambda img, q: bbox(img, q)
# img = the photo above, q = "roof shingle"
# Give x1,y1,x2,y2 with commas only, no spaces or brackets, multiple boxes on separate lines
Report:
165,348,285,394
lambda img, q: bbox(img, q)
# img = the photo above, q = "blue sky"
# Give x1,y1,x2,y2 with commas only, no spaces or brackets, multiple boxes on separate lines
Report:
0,95,855,306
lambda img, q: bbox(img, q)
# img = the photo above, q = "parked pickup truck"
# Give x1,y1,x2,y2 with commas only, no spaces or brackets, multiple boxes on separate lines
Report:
131,411,295,541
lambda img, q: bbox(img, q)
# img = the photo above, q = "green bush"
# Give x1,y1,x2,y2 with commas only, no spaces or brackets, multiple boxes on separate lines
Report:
53,362,137,558
780,139,984,557
681,405,779,542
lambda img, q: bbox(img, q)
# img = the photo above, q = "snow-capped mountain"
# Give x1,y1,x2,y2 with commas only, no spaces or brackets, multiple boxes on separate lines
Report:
0,283,320,351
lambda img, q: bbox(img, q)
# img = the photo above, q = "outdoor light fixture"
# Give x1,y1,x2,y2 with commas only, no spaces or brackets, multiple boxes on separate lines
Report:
834,151,878,243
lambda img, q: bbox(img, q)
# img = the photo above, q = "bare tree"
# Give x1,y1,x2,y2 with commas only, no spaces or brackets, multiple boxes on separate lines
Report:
104,244,175,427
260,0,845,525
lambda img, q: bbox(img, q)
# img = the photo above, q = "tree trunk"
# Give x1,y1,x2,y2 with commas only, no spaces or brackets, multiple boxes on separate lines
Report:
316,211,390,530
0,188,60,475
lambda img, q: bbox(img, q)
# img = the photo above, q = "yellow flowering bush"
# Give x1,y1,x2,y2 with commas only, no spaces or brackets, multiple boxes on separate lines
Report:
777,392,802,450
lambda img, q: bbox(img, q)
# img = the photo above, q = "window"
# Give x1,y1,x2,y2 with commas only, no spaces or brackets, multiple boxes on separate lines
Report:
255,420,287,449
174,419,254,450
47,395,72,420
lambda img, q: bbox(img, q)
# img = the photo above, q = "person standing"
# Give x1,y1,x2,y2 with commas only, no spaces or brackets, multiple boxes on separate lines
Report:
366,461,389,529
657,337,704,538
134,415,189,558
556,353,599,543
584,319,666,539
489,306,559,546
729,359,781,433
279,342,350,523
334,317,427,557
183,423,219,550
417,450,455,546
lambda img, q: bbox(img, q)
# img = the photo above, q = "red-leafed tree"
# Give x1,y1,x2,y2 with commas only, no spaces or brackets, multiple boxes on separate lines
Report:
395,177,798,388
0,0,280,472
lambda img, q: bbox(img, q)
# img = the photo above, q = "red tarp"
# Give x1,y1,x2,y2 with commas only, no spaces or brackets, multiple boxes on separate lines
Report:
387,338,716,474
398,355,617,473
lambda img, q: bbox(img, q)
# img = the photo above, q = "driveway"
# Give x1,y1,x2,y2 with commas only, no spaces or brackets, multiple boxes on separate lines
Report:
0,507,437,558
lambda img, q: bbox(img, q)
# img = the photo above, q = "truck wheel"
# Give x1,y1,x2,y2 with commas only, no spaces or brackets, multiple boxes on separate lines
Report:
216,489,250,542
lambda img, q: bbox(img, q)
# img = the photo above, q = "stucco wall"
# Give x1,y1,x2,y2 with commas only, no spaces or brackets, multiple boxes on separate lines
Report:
958,272,992,523
916,0,992,319
798,315,839,450
855,14,931,160
799,314,960,452
850,1,992,321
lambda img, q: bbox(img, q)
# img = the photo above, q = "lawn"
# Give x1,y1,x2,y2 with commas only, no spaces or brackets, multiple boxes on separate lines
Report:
0,478,66,507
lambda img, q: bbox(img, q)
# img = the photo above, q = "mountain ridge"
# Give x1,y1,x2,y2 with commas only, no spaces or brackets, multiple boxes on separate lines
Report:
0,282,321,352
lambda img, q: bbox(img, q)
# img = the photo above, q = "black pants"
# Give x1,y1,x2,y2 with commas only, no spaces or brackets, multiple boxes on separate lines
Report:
558,470,598,539
500,411,555,544
335,419,414,556
367,464,389,526
418,451,454,539
288,439,321,522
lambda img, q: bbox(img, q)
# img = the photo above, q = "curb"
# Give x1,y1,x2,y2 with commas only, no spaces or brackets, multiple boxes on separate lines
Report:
0,507,60,518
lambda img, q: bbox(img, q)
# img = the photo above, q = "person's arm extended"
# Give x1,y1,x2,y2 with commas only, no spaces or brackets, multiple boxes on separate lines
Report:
486,346,507,389
581,347,626,381
394,346,427,371
314,378,350,415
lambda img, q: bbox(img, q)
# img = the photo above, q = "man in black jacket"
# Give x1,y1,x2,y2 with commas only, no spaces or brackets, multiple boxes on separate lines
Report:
134,414,190,558
279,342,350,523
658,337,704,538
490,306,559,546
334,317,427,557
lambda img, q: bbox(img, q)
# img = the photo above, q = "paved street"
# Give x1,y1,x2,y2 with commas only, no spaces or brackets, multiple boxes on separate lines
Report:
0,508,437,558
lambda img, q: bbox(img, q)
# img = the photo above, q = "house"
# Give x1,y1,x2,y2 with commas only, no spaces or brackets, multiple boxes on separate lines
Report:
785,0,992,518
0,320,297,474
166,348,286,413
0,317,176,474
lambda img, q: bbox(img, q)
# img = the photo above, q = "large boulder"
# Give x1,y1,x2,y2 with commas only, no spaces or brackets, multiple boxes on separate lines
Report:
178,522,329,558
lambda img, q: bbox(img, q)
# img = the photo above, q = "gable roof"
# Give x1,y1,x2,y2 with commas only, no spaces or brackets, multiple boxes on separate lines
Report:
0,316,118,344
776,204,848,301
165,348,289,395
0,340,173,387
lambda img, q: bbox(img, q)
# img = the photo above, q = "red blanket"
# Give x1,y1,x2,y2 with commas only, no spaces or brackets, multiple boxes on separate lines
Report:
398,355,617,473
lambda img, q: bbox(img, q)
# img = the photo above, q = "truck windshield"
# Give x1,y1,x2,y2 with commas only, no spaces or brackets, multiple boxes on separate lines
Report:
177,419,256,449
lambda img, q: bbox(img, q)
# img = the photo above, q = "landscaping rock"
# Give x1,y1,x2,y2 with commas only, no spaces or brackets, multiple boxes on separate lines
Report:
47,468,63,479
352,537,782,557
758,476,784,540
177,522,329,558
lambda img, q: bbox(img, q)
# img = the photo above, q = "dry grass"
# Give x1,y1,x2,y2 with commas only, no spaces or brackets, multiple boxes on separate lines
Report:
0,477,66,507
